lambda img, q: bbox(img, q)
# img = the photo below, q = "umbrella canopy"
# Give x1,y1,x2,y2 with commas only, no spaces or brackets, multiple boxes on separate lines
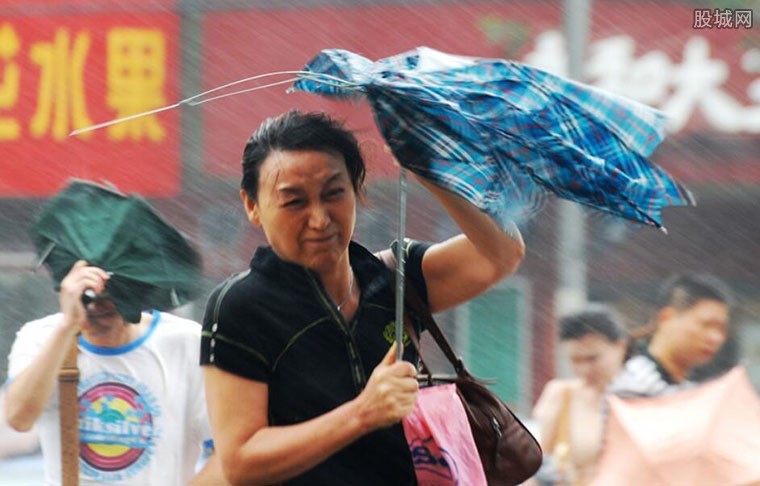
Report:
292,46,694,231
31,180,202,323
592,367,760,486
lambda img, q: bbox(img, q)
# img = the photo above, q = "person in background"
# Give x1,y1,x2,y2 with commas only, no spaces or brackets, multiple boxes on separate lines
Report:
607,273,731,399
4,261,227,485
200,110,526,485
532,304,628,486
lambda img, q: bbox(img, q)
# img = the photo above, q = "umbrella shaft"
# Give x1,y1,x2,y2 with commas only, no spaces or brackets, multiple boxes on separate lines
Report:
395,169,408,360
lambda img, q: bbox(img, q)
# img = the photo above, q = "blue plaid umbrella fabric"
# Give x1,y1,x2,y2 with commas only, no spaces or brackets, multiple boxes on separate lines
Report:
293,47,694,230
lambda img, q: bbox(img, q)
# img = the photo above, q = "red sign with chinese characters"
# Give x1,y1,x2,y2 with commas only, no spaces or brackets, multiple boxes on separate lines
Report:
0,12,179,197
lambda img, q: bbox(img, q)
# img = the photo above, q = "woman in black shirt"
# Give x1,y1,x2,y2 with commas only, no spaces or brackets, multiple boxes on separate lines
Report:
201,110,525,485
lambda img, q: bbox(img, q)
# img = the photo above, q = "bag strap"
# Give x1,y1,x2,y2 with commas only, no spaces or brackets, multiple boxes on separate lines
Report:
553,388,572,449
550,387,573,474
403,279,466,375
59,337,80,486
377,249,465,376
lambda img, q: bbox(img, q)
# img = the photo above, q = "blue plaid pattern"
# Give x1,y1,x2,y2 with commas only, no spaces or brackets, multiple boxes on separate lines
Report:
293,47,694,230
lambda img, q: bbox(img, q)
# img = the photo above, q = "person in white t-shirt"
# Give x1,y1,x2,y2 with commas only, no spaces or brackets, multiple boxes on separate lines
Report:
3,260,226,485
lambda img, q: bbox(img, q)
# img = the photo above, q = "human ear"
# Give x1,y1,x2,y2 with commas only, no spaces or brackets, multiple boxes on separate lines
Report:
240,190,262,227
657,307,678,327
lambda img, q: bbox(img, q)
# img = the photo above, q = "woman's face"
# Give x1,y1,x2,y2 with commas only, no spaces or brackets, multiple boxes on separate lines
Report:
241,149,357,273
564,333,626,389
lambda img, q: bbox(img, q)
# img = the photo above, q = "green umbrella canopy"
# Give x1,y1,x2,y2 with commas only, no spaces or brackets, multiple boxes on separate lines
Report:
31,180,202,323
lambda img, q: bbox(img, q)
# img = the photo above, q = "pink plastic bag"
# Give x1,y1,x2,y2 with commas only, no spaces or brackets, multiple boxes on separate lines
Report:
402,383,488,486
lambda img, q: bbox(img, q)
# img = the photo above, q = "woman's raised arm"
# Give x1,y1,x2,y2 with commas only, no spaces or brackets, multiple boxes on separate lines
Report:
417,177,525,313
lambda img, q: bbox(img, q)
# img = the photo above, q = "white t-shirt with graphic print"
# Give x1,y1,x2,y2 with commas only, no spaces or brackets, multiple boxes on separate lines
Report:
7,311,211,486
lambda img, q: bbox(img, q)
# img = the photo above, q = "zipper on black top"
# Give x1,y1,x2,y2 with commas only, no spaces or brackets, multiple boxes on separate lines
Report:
304,269,367,391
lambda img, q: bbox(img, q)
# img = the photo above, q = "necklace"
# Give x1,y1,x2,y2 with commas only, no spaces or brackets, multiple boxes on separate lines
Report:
336,271,355,312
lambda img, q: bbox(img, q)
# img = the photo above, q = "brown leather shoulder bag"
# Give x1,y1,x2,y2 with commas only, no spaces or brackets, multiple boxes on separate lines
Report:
402,279,543,485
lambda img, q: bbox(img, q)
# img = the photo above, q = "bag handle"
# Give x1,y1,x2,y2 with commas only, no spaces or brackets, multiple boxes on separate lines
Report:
59,337,80,486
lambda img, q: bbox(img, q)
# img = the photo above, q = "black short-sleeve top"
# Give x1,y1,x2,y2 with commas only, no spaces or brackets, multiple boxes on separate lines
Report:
200,240,430,485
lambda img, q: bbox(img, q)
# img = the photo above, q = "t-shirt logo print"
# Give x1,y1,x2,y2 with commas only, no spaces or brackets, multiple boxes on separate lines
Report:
78,372,161,481
383,321,411,346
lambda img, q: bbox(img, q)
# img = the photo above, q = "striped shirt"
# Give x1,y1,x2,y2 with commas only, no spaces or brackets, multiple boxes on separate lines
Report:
607,351,693,399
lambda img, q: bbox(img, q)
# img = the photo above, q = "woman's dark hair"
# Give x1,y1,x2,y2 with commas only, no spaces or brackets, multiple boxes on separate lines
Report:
559,303,626,342
657,273,733,311
241,110,366,200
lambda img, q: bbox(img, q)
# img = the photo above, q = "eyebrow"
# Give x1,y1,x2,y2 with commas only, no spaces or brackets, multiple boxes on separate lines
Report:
276,173,344,196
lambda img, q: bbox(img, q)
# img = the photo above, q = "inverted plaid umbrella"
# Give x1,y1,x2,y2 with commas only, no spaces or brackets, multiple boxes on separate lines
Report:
67,47,694,352
292,46,695,231
31,179,202,323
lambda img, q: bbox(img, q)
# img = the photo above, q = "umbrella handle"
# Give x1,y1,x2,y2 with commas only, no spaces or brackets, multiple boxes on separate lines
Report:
80,271,113,306
81,289,96,306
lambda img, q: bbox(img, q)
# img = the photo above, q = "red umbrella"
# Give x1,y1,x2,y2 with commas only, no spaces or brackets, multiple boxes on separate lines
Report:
593,367,760,486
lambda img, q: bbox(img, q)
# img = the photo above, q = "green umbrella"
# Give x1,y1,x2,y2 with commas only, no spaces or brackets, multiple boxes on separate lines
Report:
31,180,202,323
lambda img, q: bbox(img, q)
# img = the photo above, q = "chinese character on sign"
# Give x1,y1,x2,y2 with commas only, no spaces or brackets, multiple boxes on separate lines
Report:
693,9,713,29
694,8,754,29
714,8,734,28
106,28,166,142
0,23,21,141
660,37,732,131
586,35,672,106
735,10,754,28
29,29,93,141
